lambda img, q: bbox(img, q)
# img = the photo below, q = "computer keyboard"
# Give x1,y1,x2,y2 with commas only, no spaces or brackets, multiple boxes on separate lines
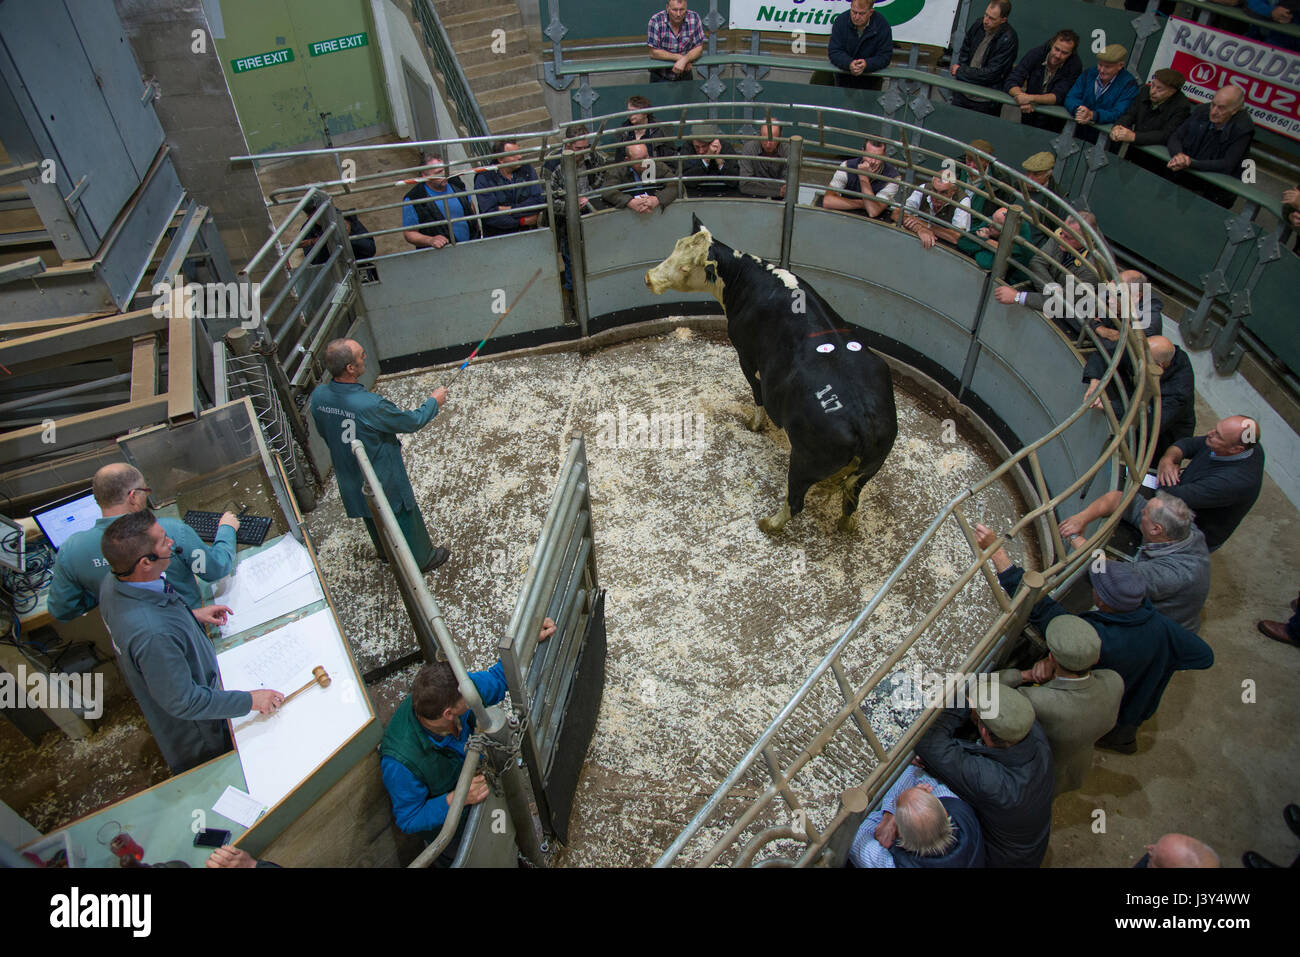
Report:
182,511,273,547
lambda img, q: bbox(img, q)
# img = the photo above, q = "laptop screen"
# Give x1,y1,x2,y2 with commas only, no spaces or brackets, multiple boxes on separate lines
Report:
31,490,101,552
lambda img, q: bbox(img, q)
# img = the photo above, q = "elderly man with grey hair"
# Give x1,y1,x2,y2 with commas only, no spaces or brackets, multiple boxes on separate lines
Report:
848,765,985,867
1060,491,1210,632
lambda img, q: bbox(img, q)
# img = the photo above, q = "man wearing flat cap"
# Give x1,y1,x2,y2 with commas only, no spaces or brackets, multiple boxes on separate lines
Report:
971,151,1058,281
1110,69,1193,152
681,125,738,198
913,682,1054,867
1065,44,1140,143
976,524,1213,755
997,615,1124,794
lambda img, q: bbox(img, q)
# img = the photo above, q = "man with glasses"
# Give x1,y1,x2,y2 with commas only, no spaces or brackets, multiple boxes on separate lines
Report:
98,510,281,774
46,463,239,621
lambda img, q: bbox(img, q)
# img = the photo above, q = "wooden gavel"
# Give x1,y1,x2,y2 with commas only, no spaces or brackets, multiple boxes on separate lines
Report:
281,666,330,705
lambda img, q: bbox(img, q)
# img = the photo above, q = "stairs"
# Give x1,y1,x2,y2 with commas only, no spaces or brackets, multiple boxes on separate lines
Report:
432,0,552,137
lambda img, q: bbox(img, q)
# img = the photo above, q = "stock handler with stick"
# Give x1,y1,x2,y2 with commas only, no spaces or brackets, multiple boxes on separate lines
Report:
311,339,451,572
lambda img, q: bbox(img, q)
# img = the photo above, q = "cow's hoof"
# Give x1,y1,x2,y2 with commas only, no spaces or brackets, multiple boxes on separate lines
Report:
837,513,859,533
747,407,768,432
758,503,791,535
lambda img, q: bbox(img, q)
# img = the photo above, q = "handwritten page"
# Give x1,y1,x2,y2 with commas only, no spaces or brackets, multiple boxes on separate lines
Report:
211,535,323,638
212,786,267,828
216,609,370,808
237,536,316,604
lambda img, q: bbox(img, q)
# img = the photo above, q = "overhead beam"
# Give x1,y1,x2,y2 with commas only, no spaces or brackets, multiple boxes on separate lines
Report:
0,396,169,465
0,307,166,372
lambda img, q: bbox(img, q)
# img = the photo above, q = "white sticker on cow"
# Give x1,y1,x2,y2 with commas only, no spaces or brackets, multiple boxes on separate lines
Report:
816,343,835,353
847,341,863,351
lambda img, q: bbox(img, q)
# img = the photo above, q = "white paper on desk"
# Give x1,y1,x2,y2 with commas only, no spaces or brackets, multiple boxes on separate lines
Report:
216,609,369,808
237,536,317,604
213,569,323,639
212,786,267,828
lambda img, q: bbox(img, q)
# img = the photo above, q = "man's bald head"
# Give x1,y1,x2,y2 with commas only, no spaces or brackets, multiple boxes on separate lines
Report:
1148,335,1175,366
1146,833,1220,868
324,338,361,378
626,141,650,162
1210,84,1244,126
758,123,781,154
1212,414,1260,454
894,787,956,857
92,463,146,509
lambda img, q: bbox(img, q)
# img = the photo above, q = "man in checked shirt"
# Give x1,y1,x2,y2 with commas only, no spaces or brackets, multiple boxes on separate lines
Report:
647,0,704,82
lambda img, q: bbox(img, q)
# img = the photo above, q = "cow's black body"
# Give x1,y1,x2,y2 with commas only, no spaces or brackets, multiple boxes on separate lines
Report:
705,229,898,529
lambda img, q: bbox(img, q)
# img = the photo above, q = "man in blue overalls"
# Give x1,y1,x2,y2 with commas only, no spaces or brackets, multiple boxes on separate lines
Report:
310,339,450,572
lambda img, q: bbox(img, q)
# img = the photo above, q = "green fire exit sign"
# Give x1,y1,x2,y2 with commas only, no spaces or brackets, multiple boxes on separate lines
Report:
308,32,369,57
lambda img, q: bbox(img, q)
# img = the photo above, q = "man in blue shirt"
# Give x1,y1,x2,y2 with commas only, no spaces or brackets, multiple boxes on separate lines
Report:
380,617,555,865
46,463,238,621
827,0,893,90
402,156,478,251
310,339,450,572
1065,44,1139,144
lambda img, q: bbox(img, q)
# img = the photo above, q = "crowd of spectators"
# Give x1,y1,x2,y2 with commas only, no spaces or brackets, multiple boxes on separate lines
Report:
295,0,1292,868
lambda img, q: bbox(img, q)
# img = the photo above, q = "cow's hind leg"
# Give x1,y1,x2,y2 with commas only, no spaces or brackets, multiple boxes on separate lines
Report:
838,449,889,533
759,455,820,535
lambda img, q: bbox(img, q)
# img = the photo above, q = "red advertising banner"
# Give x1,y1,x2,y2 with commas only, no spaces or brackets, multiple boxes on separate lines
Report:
1148,17,1300,141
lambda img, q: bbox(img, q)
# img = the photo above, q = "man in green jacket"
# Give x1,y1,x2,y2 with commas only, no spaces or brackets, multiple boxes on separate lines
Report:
310,339,449,573
47,463,238,621
98,511,281,773
379,617,555,864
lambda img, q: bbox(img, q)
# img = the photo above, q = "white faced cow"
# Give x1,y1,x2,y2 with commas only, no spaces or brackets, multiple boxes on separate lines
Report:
645,215,897,533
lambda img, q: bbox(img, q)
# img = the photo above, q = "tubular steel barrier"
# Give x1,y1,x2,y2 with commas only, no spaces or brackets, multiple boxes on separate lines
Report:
237,104,1159,865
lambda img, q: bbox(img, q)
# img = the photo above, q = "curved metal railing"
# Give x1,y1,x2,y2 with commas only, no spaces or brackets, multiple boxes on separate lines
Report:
232,103,1158,866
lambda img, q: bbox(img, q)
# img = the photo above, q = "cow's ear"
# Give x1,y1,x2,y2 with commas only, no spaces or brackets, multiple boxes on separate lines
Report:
692,212,704,234
705,262,717,283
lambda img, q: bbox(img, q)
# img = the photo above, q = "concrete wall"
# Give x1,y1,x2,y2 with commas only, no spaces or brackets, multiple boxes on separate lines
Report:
370,0,469,167
114,0,274,266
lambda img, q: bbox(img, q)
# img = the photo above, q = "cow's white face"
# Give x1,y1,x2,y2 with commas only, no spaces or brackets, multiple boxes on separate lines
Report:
645,227,724,301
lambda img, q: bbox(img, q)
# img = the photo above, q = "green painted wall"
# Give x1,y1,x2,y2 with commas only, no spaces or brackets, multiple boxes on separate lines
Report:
215,0,391,154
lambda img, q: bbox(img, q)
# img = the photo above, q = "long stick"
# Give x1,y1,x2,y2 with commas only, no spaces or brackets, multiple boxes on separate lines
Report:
447,267,544,385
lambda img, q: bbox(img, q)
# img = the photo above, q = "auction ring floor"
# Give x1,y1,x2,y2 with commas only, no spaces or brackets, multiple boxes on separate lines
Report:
309,324,1039,866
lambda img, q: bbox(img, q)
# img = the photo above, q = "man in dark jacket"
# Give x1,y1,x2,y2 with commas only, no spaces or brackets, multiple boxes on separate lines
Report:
1005,29,1082,131
402,156,478,250
1167,85,1255,207
827,0,893,90
680,125,738,197
979,527,1214,755
1147,336,1197,458
914,683,1054,867
98,512,281,774
1110,69,1193,156
950,1,1019,115
474,140,544,236
1154,415,1265,551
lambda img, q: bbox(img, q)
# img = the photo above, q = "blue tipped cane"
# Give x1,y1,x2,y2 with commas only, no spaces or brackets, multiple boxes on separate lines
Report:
447,267,544,386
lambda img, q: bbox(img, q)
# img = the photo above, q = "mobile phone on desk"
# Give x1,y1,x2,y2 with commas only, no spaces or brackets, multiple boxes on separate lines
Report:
193,827,231,848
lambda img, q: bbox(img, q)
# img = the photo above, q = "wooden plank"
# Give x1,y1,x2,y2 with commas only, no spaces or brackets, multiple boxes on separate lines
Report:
129,334,158,404
167,309,196,423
